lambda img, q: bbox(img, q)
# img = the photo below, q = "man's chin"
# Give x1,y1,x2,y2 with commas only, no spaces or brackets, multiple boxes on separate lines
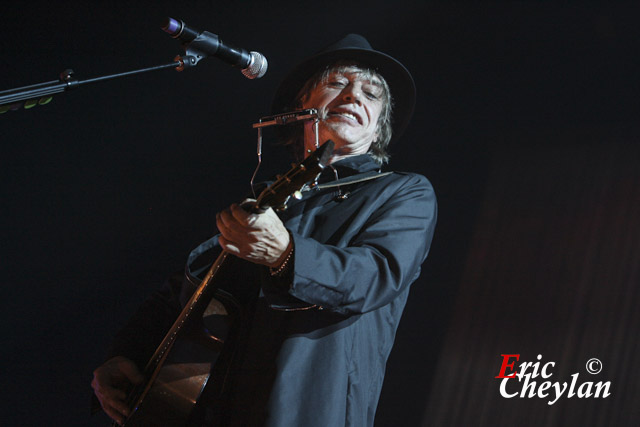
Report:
321,127,356,145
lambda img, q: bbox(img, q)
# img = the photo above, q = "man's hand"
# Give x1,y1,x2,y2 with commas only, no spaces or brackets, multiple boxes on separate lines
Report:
91,356,143,426
216,202,291,267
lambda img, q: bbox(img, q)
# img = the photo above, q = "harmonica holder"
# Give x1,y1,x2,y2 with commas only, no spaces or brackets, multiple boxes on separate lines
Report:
250,109,320,197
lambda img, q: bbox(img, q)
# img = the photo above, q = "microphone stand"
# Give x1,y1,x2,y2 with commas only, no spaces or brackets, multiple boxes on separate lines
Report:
0,55,198,114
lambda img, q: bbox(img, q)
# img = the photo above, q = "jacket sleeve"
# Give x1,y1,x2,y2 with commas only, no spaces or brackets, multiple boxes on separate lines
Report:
264,173,437,315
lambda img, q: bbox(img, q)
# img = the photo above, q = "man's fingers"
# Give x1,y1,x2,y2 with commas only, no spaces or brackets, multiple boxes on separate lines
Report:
118,359,143,385
92,356,142,425
93,381,128,407
109,397,132,417
230,203,258,226
103,403,126,426
217,203,264,234
93,382,126,402
95,387,129,425
217,210,244,233
217,212,258,245
218,235,240,255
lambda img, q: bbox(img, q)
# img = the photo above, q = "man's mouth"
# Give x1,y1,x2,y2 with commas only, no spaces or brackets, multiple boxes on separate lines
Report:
327,109,362,125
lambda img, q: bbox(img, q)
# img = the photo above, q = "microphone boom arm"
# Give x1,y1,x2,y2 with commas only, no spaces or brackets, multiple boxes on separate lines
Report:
0,58,193,113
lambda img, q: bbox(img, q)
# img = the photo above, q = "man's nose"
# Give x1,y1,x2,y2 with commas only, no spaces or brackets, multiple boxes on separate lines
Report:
342,84,363,105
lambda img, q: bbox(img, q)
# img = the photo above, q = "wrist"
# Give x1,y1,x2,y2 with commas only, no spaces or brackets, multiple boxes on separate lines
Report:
270,233,294,276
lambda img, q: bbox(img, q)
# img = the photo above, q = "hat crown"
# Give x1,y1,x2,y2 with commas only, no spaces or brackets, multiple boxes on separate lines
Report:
319,34,373,53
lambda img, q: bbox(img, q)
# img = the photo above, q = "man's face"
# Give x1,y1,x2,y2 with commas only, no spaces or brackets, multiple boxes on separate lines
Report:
301,67,385,160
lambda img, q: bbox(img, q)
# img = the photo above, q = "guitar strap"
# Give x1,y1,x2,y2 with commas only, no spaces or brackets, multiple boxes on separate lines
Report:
313,170,393,190
301,170,393,202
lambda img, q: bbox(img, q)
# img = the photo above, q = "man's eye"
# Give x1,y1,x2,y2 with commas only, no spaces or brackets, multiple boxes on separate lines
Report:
328,80,347,87
364,91,379,100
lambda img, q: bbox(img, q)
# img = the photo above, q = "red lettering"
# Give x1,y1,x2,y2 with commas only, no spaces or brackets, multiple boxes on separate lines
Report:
495,354,520,378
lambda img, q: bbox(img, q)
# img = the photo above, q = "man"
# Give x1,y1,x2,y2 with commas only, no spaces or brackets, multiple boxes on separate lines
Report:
92,34,437,426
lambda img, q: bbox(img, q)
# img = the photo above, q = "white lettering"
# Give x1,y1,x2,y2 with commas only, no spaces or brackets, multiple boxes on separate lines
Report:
541,361,555,378
498,356,612,405
537,381,551,398
548,381,568,405
518,361,533,380
567,373,579,398
500,378,518,398
520,375,537,398
530,354,543,378
577,381,593,398
593,381,611,398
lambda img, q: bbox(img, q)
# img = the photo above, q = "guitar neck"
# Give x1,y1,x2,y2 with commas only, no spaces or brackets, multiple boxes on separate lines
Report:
142,250,230,377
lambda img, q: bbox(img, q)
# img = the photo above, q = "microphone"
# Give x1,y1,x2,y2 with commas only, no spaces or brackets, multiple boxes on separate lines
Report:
162,17,267,79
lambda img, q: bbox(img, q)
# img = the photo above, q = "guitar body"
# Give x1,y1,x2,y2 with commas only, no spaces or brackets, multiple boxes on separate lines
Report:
122,291,238,426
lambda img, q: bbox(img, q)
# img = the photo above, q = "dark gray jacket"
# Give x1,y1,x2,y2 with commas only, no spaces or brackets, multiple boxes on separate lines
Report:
111,154,437,426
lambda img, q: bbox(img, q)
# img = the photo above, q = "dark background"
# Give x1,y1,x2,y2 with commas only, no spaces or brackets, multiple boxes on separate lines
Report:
2,2,639,426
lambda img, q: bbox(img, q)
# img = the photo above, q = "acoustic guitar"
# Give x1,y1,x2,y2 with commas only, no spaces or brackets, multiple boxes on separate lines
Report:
115,140,334,426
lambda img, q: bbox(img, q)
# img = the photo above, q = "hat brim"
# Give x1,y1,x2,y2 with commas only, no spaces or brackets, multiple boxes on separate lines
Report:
271,46,416,146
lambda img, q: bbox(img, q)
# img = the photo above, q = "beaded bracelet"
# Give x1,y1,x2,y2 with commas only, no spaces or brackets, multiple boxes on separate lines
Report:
270,243,293,276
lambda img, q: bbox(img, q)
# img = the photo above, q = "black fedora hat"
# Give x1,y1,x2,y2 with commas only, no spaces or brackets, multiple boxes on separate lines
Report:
271,34,416,146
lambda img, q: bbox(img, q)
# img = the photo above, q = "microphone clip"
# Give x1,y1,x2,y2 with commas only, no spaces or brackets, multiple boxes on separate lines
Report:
162,18,267,79
183,31,221,67
172,31,223,72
